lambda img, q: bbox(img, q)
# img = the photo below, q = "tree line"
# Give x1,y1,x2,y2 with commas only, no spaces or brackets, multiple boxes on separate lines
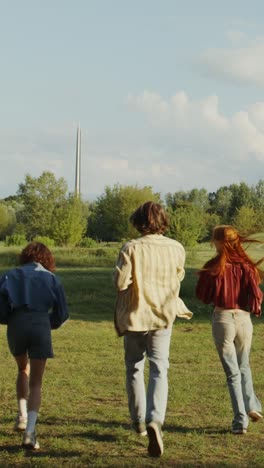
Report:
1,172,264,247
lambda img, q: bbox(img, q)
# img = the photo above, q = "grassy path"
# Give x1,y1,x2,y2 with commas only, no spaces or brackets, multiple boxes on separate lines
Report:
0,242,263,466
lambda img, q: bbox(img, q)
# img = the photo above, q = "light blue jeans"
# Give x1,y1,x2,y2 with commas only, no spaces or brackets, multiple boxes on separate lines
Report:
212,309,262,430
124,327,172,425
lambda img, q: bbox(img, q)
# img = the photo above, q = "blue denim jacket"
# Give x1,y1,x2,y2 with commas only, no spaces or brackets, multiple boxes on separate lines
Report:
0,262,69,329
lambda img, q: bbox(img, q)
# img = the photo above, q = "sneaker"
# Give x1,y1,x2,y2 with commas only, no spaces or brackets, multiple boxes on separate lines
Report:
232,428,247,435
22,431,40,450
132,422,147,436
248,410,263,422
147,421,163,457
14,415,27,432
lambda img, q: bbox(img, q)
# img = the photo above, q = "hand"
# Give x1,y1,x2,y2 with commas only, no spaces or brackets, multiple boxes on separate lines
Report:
121,251,131,265
114,251,132,291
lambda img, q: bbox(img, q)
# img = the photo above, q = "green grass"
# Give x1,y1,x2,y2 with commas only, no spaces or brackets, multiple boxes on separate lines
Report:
0,243,263,466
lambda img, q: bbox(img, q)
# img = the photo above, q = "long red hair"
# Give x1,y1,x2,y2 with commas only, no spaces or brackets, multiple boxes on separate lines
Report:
202,225,264,282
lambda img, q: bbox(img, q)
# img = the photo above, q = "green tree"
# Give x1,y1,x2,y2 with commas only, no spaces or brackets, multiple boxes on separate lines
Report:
17,172,67,239
233,206,258,236
166,204,206,247
88,184,161,241
209,186,233,223
203,212,221,240
252,180,264,214
166,188,210,212
51,195,87,246
188,188,210,211
229,182,255,220
166,191,188,210
0,203,16,239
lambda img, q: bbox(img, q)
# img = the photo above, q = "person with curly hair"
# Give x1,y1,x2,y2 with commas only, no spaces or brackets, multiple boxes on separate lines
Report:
0,242,68,450
196,225,263,434
113,201,192,457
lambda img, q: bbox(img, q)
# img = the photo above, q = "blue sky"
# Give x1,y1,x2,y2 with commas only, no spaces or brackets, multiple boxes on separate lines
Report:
1,1,264,200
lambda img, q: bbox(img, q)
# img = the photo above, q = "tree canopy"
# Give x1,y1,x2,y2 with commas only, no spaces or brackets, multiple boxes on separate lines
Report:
0,203,16,239
1,174,264,247
88,184,161,241
17,172,67,239
166,181,264,245
8,172,87,245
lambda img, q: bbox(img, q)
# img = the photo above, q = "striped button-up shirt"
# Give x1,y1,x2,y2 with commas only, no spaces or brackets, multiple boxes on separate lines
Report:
113,234,192,336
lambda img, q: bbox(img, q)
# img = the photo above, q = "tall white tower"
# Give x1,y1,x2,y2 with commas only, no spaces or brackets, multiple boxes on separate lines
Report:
75,124,81,196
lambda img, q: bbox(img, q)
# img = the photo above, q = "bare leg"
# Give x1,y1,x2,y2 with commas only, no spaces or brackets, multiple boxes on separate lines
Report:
15,354,30,404
13,354,30,431
21,358,47,449
28,359,46,413
21,360,46,449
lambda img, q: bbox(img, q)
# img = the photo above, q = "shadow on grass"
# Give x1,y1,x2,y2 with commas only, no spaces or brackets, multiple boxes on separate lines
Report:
41,416,131,433
165,424,230,435
0,444,21,454
75,431,118,442
0,445,81,459
42,417,227,438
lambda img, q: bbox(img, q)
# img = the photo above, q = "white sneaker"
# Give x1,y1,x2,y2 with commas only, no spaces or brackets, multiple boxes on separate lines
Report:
14,415,27,431
132,422,147,436
248,410,263,422
22,431,40,450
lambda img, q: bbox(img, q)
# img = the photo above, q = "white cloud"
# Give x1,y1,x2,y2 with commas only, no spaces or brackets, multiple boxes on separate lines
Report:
0,150,66,199
248,102,264,132
1,95,264,201
130,91,228,133
225,30,248,45
127,91,169,126
198,36,264,87
0,126,75,198
129,90,264,160
100,158,129,171
125,90,264,193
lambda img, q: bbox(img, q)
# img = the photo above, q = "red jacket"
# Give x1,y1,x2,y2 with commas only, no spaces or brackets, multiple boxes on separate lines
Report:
196,262,263,316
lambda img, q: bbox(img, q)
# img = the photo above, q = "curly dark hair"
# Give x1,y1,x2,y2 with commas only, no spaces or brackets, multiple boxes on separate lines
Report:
130,201,169,235
19,242,56,272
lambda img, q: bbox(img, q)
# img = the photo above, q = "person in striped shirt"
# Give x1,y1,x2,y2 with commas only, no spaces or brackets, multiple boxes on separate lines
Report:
113,201,192,457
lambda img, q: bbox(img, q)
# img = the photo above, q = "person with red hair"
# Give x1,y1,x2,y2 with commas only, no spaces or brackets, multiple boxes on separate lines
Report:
196,225,263,434
0,242,68,450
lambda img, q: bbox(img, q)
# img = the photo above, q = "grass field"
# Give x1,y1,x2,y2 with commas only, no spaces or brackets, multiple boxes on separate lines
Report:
0,242,264,467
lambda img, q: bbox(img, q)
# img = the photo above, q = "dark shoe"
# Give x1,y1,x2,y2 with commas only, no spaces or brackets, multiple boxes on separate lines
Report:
132,422,147,436
248,410,263,422
22,431,40,450
232,428,247,434
147,421,163,457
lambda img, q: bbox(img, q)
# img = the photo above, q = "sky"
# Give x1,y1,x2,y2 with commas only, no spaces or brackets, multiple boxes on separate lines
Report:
1,0,264,201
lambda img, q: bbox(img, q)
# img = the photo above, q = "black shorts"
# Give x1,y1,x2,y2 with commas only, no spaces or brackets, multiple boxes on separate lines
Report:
7,308,54,359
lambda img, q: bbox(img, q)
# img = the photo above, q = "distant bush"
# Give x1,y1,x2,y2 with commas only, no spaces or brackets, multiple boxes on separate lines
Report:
5,234,27,246
33,236,55,247
78,237,98,248
53,246,118,268
95,248,107,257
